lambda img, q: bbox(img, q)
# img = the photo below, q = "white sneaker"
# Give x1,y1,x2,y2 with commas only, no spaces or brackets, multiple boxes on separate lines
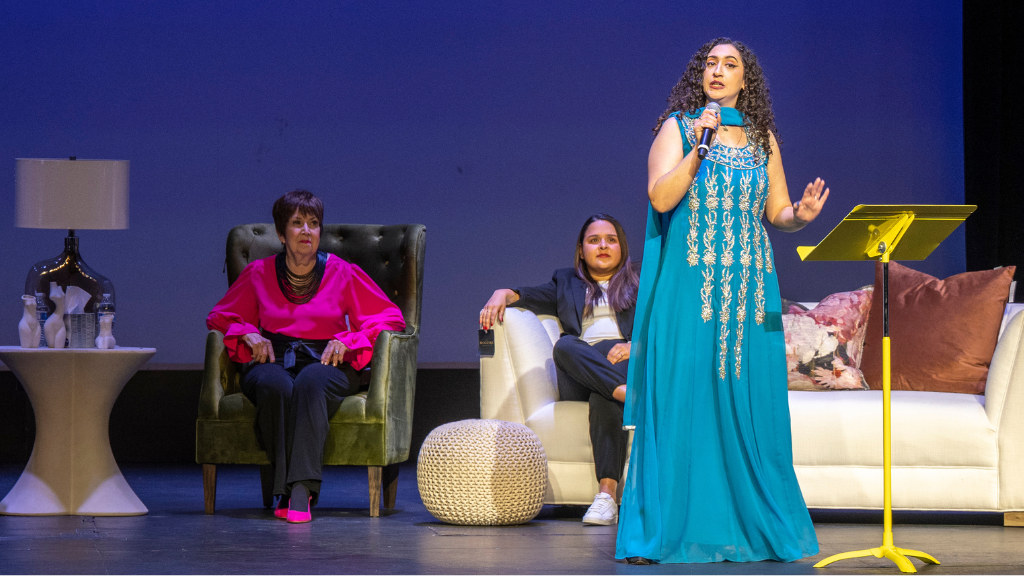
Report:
582,492,618,525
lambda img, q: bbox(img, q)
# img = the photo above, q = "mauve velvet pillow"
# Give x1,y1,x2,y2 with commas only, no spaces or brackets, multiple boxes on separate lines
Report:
861,262,1015,394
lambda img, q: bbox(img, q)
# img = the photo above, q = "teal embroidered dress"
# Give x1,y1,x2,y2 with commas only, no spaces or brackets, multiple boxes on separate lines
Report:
616,108,818,563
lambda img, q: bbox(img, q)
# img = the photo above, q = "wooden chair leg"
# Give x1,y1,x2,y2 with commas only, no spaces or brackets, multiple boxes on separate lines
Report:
202,464,217,514
368,466,382,517
259,465,274,508
1006,512,1024,526
382,464,399,510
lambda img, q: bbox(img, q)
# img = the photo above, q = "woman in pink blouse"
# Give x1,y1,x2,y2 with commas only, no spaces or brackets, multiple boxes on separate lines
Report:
207,190,405,523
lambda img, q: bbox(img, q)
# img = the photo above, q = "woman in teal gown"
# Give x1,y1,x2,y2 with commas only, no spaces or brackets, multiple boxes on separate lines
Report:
616,38,829,564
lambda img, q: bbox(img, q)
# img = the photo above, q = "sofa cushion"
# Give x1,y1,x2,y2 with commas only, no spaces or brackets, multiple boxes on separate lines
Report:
783,287,873,391
789,390,996,468
861,262,1015,394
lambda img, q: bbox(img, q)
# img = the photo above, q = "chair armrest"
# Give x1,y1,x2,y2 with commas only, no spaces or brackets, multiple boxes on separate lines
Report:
986,309,1024,509
362,328,419,463
199,329,236,419
364,328,418,422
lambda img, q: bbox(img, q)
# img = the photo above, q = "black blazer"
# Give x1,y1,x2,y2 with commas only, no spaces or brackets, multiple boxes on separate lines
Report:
511,267,634,340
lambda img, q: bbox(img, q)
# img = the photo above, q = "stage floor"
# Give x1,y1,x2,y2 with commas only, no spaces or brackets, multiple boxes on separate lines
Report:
1,463,1022,574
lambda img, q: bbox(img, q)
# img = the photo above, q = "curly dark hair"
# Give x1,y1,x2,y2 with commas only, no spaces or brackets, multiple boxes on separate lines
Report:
653,38,780,159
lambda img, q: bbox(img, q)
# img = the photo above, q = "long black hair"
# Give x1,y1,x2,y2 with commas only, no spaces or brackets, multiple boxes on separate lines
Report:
573,214,639,317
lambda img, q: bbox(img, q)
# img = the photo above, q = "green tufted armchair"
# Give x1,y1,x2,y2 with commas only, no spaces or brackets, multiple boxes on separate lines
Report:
197,223,425,516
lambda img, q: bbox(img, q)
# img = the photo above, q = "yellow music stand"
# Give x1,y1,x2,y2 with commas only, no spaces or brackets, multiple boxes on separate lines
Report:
798,204,975,573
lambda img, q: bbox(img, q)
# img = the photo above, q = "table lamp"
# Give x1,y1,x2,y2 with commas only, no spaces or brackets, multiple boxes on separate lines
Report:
16,158,129,316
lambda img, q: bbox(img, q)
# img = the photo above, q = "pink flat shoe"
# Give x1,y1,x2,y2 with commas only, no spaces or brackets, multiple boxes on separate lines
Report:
274,499,289,520
286,496,313,523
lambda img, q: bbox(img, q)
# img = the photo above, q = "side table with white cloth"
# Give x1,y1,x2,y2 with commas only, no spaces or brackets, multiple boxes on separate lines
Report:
0,347,156,516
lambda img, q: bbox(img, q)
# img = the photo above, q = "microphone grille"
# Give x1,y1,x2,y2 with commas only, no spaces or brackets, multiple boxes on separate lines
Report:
705,102,722,113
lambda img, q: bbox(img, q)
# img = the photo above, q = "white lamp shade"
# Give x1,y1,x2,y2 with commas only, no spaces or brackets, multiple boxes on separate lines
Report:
16,158,129,230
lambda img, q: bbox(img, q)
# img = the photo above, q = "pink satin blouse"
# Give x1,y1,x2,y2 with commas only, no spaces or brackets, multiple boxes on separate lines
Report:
206,254,406,370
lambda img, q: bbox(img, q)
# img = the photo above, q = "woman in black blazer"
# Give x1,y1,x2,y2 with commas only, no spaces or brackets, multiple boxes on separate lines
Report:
479,214,639,526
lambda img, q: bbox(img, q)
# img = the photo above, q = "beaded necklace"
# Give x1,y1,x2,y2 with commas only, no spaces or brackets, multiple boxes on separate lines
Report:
275,251,328,305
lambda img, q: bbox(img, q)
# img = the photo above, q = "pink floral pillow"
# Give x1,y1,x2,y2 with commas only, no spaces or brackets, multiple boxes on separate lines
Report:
783,287,873,391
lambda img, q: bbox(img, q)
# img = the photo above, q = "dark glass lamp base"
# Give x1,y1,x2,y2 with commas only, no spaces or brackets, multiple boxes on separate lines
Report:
25,231,115,314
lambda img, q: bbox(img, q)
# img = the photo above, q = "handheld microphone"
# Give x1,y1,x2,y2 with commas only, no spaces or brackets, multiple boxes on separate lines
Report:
696,102,721,160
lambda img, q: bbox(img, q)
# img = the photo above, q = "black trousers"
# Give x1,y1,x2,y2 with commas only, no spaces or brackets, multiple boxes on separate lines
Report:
551,335,629,483
240,358,359,506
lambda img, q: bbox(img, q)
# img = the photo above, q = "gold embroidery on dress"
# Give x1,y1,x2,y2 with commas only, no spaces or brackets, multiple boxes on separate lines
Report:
675,111,773,364
700,210,718,322
686,180,700,266
703,169,719,211
754,278,766,325
701,163,720,321
752,173,768,325
734,322,745,378
702,211,718,267
719,167,735,268
739,170,752,213
676,113,766,171
716,164,736,378
735,171,754,377
752,199,764,272
687,211,700,267
701,267,715,322
718,268,733,379
721,166,735,211
761,168,774,274
720,212,735,268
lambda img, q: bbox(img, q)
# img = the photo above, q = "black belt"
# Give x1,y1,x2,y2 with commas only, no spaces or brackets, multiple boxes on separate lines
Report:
260,329,332,370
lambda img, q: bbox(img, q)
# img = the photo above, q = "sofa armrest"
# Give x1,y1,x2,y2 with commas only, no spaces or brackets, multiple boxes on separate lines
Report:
985,309,1024,510
480,309,523,423
199,329,235,419
480,307,559,424
999,303,1024,339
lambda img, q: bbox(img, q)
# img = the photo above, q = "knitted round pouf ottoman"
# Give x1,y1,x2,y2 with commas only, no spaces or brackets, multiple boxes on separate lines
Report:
417,419,547,525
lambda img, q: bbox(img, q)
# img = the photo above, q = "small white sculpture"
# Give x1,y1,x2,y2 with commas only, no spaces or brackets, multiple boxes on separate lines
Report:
95,314,115,349
18,295,40,348
44,282,66,349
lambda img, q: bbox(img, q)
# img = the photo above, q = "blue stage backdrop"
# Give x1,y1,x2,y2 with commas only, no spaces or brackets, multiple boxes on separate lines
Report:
0,1,962,364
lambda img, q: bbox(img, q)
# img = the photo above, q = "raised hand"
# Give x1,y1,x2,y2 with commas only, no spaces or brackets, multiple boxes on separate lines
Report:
794,178,830,224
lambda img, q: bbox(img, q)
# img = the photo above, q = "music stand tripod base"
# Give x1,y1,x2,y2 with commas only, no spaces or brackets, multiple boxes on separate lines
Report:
799,204,973,573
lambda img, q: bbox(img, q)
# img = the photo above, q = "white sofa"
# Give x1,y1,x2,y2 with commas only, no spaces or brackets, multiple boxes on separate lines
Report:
480,304,1024,525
